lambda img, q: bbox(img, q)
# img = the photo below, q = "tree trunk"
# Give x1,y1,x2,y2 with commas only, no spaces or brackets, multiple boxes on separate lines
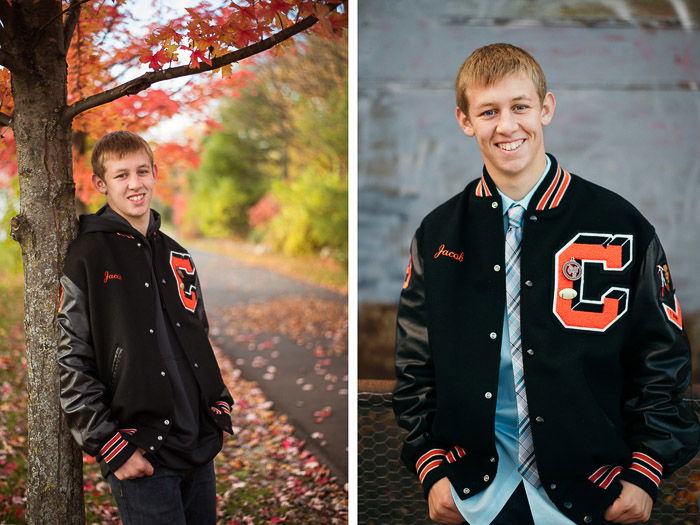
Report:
7,1,84,523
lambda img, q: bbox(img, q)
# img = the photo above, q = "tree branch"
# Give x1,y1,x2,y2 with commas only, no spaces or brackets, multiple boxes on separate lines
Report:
64,10,326,122
62,0,85,53
0,112,11,127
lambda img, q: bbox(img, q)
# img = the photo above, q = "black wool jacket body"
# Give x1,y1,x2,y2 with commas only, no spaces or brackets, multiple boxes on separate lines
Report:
58,206,234,476
393,154,700,525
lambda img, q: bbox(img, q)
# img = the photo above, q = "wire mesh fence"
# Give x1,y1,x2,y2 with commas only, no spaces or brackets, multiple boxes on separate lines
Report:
358,390,700,525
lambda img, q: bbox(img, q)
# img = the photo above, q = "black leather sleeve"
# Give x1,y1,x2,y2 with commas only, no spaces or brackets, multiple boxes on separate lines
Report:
193,261,209,337
393,228,450,497
57,274,135,471
619,234,700,499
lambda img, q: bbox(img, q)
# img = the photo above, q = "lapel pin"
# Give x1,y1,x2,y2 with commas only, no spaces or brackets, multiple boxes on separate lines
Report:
559,288,577,300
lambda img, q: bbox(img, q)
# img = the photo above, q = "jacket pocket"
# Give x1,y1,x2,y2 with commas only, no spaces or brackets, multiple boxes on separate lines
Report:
109,345,124,388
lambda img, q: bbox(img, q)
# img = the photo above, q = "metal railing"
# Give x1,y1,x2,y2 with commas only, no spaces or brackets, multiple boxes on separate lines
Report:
358,381,700,525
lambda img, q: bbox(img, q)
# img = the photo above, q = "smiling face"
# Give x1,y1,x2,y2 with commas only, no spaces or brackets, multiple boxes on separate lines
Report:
93,150,157,235
456,71,555,192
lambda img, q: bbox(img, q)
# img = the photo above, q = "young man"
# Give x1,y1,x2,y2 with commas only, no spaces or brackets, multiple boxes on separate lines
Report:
393,44,699,525
58,131,234,524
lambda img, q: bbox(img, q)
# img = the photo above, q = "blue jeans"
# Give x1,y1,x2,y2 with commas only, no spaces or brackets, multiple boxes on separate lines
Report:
107,460,216,525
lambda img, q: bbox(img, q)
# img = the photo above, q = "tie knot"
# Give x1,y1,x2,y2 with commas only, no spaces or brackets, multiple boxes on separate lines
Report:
507,204,525,229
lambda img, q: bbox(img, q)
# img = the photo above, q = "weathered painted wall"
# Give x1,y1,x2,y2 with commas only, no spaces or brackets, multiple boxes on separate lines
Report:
359,0,700,320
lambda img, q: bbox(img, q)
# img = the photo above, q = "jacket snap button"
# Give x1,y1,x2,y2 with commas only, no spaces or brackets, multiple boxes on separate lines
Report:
137,243,142,247
484,392,492,399
490,457,496,463
493,264,501,272
489,332,497,340
149,329,154,334
194,363,199,368
160,371,166,376
161,279,166,284
526,349,535,356
157,435,163,441
563,502,572,509
144,282,149,287
529,215,537,221
483,475,489,482
535,416,544,423
491,202,498,209
463,487,470,494
149,446,155,451
176,322,181,328
524,280,533,287
583,516,592,523
164,420,170,425
550,483,557,490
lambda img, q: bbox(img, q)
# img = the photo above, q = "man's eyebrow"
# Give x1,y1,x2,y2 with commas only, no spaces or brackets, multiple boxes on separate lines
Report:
473,94,532,110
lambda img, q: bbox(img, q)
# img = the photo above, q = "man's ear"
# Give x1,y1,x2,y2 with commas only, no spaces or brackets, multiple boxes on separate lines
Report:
456,107,475,137
152,163,159,180
540,92,556,126
92,174,107,195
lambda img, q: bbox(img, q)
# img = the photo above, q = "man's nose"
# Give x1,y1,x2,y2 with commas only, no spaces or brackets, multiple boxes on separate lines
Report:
496,111,518,135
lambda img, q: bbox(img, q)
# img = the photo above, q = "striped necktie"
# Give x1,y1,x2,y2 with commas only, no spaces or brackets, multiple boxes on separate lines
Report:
505,203,541,487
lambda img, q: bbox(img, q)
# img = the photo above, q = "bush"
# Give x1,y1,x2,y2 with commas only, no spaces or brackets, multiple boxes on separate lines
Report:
264,169,347,262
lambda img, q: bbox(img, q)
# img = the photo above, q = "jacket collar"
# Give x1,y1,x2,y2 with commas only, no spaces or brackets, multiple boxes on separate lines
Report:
474,153,573,212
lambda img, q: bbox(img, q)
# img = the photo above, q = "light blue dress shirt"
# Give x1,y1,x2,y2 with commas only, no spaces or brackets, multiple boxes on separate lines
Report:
450,156,575,525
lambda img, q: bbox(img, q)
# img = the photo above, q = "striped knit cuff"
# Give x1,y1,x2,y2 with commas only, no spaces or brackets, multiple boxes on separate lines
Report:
619,452,663,501
211,400,232,416
98,431,137,473
415,448,449,499
589,464,623,489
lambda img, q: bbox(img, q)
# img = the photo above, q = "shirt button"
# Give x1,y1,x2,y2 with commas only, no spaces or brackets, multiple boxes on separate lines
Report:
550,483,557,490
149,329,154,334
491,202,498,209
483,475,490,482
463,488,470,495
157,435,163,441
484,392,492,399
493,264,501,272
563,502,573,509
180,283,185,290
489,332,497,340
144,282,149,287
535,416,544,423
526,349,535,356
164,420,170,425
583,516,592,523
524,280,533,287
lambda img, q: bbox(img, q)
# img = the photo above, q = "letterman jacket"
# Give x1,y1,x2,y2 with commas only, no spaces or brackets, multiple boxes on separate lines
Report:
394,154,700,525
58,205,234,476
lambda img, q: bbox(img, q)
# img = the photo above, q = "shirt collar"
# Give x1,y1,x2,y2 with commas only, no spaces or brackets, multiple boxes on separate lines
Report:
497,155,551,216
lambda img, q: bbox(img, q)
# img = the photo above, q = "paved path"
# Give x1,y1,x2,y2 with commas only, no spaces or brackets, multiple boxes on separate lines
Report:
192,248,348,484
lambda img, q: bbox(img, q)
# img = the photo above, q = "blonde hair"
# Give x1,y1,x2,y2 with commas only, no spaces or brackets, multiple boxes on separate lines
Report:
91,131,154,179
455,43,547,114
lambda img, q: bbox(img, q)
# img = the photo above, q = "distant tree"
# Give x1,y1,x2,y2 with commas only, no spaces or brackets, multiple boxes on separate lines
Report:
188,33,347,258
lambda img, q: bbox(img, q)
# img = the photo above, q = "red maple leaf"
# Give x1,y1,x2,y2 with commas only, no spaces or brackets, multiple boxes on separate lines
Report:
140,48,169,70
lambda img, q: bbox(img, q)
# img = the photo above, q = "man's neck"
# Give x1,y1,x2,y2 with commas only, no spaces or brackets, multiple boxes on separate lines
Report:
489,155,548,202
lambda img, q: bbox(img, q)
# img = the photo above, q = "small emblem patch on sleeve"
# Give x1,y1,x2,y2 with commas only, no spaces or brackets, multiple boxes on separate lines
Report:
656,262,683,329
403,255,413,290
